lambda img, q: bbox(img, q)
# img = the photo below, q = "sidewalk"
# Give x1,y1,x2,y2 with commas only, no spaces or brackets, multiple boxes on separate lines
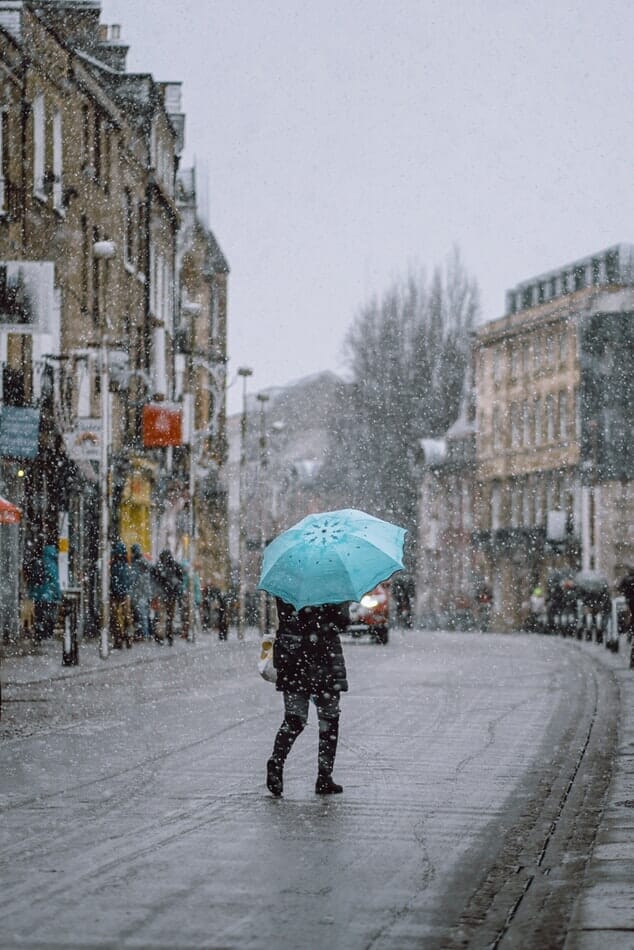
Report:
565,636,634,948
0,626,261,687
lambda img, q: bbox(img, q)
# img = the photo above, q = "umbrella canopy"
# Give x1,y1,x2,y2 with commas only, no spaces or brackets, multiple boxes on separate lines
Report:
258,508,406,610
0,496,21,525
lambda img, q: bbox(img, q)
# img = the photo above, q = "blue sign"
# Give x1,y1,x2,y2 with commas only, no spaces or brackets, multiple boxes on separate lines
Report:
0,407,41,458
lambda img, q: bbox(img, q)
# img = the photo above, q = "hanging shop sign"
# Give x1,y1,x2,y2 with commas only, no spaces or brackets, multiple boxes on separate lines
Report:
0,406,41,458
142,403,183,448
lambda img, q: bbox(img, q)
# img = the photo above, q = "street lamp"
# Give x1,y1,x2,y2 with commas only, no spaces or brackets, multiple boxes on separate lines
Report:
92,239,116,660
237,366,253,640
182,300,202,643
256,392,270,636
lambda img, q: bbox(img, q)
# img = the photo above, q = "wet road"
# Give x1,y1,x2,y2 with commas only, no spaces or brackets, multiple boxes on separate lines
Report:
0,631,616,949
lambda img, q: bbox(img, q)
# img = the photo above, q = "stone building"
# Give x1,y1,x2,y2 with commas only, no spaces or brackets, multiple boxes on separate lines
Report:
174,165,230,592
473,245,634,629
0,1,229,639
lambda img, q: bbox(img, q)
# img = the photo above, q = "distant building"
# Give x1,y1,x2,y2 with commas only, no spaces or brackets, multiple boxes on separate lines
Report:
225,371,347,604
473,245,634,629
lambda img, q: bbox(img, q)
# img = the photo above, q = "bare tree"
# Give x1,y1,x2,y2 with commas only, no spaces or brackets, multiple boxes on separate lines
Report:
321,247,479,546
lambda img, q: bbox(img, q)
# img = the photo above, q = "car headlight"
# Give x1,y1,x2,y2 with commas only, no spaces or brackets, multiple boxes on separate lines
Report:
360,595,379,608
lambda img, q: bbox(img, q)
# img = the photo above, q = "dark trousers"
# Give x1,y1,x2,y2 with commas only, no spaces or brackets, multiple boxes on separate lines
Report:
272,691,341,778
34,601,58,641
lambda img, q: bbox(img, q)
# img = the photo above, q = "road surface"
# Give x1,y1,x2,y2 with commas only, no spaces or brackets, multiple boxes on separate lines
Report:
0,630,617,948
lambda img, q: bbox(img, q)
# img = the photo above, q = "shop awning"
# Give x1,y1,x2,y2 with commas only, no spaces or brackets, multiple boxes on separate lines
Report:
0,496,21,525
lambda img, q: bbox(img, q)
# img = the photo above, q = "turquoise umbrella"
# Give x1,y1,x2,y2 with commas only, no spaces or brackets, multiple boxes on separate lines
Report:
258,508,406,610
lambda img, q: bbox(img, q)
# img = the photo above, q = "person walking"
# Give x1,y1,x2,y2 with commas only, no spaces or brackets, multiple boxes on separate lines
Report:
129,544,152,641
26,543,61,642
151,549,183,645
110,540,132,649
266,598,349,798
216,589,229,641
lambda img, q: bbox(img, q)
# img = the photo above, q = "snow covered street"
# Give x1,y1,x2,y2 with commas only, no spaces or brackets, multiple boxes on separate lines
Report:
0,629,631,948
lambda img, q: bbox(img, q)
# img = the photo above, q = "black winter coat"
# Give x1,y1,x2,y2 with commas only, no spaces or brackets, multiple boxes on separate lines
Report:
273,599,349,696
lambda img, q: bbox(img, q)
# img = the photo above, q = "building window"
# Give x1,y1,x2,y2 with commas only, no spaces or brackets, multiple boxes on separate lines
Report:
102,126,111,194
533,396,542,445
92,226,100,327
491,482,501,531
559,390,568,440
545,394,555,442
52,109,63,210
574,264,586,291
534,476,544,525
605,249,619,284
0,110,7,214
559,331,567,365
137,201,146,274
32,94,45,196
510,345,519,379
493,346,502,384
532,336,541,371
82,105,90,164
94,112,102,183
511,402,520,448
510,482,520,528
522,340,530,375
492,405,501,452
544,334,554,369
523,402,531,446
124,189,134,266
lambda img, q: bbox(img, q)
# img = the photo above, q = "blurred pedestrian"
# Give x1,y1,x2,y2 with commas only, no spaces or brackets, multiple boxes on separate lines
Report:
217,589,229,641
26,543,61,642
178,561,202,639
129,544,152,640
618,569,634,630
110,540,132,649
266,598,349,798
151,549,183,646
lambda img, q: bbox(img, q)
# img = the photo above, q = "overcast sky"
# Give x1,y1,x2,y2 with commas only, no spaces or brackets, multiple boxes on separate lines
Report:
102,0,634,412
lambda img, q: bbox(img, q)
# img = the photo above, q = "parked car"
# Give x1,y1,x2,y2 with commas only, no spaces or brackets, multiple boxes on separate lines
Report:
346,583,390,644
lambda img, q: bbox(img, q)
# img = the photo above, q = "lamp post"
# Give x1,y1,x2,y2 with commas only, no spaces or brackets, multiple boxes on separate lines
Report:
256,392,270,636
237,366,253,640
92,239,117,660
182,300,202,642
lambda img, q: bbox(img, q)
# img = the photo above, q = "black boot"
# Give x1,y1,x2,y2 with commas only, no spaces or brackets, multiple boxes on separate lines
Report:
316,715,342,794
315,775,343,795
266,758,283,797
267,714,304,797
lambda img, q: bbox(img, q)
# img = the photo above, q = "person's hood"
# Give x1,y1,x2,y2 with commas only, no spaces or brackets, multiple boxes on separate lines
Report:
112,540,127,558
131,543,143,559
